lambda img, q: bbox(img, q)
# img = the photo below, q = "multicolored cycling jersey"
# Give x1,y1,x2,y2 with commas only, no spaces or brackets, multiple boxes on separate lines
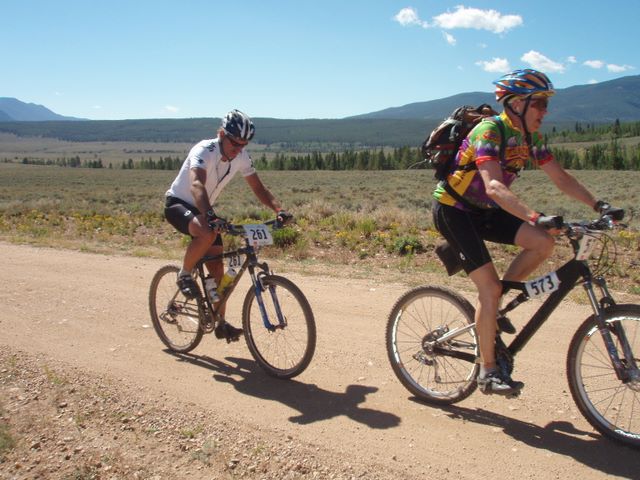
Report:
433,112,553,210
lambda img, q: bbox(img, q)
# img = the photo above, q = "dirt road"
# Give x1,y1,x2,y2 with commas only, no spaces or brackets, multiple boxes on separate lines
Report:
1,243,638,479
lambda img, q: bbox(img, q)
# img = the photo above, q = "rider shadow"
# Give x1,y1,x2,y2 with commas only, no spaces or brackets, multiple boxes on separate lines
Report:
428,401,640,477
168,351,400,430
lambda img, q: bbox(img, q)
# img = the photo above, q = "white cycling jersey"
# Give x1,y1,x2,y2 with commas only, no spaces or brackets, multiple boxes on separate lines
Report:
166,138,256,206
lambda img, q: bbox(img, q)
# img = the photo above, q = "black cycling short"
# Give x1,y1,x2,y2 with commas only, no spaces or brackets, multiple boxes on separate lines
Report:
432,202,524,274
164,196,223,246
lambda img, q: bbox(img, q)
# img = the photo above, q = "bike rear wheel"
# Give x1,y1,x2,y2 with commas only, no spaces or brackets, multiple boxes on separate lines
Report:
242,275,316,379
567,304,640,448
149,265,204,353
386,285,478,404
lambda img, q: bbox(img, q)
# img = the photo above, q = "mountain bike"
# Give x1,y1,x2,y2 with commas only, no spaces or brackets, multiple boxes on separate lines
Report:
386,212,640,448
149,219,316,379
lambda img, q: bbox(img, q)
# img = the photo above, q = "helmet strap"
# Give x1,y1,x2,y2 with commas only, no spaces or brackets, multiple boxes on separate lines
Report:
506,97,535,159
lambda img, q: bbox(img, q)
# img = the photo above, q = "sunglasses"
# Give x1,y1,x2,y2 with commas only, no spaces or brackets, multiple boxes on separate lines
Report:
529,97,549,111
226,135,248,148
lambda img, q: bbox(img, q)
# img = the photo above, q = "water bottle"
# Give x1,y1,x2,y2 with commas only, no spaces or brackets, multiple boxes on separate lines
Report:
204,275,220,304
217,267,237,297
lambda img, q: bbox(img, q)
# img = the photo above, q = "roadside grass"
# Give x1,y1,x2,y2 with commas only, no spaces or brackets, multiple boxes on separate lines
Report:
0,163,638,294
0,404,16,462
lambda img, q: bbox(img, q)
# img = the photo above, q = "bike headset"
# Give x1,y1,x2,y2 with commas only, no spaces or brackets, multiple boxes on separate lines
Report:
493,69,555,158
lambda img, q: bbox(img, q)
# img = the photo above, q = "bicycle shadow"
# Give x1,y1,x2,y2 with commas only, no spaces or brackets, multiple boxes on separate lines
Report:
428,401,640,477
167,351,400,429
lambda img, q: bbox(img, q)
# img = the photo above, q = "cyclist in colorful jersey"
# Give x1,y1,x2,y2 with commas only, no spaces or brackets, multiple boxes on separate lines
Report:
165,109,291,342
432,69,619,395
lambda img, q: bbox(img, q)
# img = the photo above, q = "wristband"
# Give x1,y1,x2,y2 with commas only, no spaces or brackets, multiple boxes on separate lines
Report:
528,212,541,226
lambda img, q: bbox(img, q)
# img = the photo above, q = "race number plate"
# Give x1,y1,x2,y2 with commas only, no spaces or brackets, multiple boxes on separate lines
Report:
228,254,243,269
243,224,274,246
525,271,560,299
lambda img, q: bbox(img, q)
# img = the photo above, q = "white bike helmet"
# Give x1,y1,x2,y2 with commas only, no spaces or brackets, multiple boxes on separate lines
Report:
221,109,255,141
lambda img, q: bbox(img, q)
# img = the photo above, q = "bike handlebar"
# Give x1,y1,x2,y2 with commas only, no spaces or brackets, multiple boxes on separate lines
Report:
563,211,625,240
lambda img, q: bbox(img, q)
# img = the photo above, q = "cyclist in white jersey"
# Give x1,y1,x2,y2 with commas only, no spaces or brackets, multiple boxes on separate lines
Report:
165,110,291,342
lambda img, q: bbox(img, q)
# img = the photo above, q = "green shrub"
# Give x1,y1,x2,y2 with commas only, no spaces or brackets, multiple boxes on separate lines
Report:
393,236,425,255
272,226,300,248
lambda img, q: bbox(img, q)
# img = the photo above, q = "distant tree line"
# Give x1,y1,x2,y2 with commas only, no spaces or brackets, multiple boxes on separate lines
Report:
5,120,640,171
254,147,423,171
9,155,183,170
547,119,640,143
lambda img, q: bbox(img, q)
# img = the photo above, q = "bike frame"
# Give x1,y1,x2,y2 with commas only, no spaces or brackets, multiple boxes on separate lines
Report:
193,229,287,332
433,257,634,383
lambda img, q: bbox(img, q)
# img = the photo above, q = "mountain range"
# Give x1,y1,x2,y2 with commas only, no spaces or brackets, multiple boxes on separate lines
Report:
4,75,640,124
0,97,84,122
2,75,640,147
350,74,640,123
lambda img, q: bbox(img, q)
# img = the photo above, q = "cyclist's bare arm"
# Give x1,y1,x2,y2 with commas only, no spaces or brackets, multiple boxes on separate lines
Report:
478,161,537,222
189,167,212,215
540,159,597,209
245,173,282,213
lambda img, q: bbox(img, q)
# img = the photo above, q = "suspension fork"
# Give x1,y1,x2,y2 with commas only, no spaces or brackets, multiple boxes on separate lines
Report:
249,266,285,331
583,278,632,382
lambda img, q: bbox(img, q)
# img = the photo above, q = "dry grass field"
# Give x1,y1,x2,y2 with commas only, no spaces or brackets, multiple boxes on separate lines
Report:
1,159,638,294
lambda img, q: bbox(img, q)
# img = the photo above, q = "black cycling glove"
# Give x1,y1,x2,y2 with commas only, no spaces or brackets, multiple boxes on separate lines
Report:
594,200,624,221
276,209,294,226
535,214,564,230
206,210,227,230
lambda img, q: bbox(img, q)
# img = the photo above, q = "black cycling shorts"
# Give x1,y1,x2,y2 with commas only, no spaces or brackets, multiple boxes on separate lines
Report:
164,196,223,246
432,202,524,274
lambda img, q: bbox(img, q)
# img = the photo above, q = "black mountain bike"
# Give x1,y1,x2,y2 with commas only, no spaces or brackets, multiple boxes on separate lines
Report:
149,219,316,379
386,213,640,448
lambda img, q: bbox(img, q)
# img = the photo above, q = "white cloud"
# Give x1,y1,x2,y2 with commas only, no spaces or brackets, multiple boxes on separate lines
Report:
476,58,511,73
584,59,605,69
443,32,456,45
432,6,523,34
567,56,577,64
584,59,634,73
607,63,634,73
393,7,428,27
164,105,179,113
92,105,102,110
588,79,598,84
521,50,565,73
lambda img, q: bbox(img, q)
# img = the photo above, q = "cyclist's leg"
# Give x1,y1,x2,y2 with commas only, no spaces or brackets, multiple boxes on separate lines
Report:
503,222,554,281
184,216,218,273
165,200,219,274
435,205,524,394
165,197,218,297
468,263,502,369
200,234,242,341
434,204,500,367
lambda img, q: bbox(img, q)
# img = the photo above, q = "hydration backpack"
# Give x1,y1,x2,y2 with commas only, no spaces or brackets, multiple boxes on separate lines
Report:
421,104,499,180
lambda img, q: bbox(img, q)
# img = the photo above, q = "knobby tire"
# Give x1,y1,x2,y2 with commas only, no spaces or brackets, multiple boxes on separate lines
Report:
148,264,204,353
242,275,316,379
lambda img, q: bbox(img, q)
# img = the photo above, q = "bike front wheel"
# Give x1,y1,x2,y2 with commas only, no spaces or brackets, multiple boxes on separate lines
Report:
148,265,204,353
242,275,316,379
386,285,479,405
567,304,640,448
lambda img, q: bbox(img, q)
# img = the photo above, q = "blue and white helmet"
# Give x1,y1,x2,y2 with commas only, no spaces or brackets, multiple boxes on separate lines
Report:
221,109,255,141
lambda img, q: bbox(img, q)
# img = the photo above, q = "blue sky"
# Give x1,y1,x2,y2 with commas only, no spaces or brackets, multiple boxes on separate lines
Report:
2,1,638,120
